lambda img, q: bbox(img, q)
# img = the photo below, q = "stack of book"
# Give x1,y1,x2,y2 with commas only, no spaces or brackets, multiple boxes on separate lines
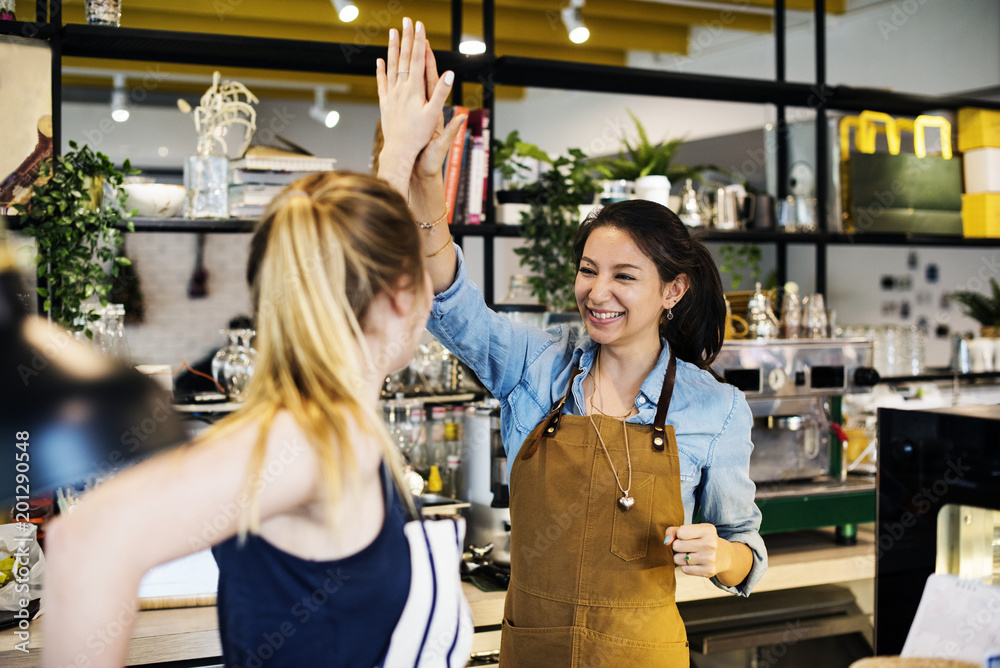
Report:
228,154,337,219
443,107,491,226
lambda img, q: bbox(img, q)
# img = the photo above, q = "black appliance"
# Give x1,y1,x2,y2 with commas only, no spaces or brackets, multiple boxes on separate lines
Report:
875,404,1000,655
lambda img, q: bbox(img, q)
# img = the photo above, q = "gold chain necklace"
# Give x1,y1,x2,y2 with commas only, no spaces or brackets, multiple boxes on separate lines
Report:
588,349,635,511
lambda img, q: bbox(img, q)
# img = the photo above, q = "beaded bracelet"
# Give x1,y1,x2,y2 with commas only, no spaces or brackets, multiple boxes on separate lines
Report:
416,208,448,236
426,235,453,258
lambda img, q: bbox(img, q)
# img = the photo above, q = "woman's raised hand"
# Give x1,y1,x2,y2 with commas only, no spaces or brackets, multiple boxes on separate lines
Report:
376,18,463,196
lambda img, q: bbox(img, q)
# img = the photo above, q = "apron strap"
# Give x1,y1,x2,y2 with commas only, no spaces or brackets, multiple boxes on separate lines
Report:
651,352,677,452
520,365,584,461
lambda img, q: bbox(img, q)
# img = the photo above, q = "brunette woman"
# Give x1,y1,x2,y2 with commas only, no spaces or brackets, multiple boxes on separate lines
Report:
380,19,766,667
43,171,473,665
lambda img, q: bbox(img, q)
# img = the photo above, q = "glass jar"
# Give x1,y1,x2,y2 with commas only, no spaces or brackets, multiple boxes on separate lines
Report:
75,303,130,362
85,0,121,26
496,274,546,329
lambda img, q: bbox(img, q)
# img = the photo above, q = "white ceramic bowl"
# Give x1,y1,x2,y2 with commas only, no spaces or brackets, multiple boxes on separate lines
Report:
122,183,186,218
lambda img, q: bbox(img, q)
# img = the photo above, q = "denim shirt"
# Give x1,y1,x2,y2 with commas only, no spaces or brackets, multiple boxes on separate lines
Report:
427,245,767,597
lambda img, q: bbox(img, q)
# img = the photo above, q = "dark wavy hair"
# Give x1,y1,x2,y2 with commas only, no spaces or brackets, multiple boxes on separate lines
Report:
573,199,726,371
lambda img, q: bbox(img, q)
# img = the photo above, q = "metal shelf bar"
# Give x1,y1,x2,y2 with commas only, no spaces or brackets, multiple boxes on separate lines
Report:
57,24,476,77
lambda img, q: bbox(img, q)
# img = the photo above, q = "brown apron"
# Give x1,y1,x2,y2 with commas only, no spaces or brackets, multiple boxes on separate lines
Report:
500,353,689,667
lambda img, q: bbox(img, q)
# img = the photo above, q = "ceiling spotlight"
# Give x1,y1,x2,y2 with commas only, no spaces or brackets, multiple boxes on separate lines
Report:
309,87,340,129
110,74,129,123
459,35,486,55
331,0,358,23
561,1,589,44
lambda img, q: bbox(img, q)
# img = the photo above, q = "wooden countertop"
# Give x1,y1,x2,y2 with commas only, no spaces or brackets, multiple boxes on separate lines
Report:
0,526,875,667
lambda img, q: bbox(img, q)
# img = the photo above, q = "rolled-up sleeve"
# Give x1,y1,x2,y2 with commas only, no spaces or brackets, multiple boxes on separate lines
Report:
700,387,767,596
427,244,561,404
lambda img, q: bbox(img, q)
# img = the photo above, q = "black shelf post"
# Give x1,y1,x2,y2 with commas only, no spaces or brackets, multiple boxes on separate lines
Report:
482,0,496,305
450,0,462,104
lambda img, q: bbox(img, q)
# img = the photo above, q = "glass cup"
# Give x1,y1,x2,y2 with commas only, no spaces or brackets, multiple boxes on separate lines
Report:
800,293,828,338
85,0,121,26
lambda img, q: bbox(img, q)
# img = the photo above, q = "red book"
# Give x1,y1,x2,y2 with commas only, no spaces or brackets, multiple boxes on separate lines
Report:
443,105,470,225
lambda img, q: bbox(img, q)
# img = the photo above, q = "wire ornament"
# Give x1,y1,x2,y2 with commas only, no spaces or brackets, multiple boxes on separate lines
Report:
190,71,259,158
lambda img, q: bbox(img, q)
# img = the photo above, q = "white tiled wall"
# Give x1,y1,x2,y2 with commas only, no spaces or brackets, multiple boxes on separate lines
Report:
123,232,254,367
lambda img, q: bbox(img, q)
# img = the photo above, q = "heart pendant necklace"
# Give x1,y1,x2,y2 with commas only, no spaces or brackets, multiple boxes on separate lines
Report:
589,349,635,512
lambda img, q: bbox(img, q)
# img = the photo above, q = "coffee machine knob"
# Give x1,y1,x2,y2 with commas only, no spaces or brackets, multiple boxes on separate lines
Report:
853,367,881,387
767,367,787,391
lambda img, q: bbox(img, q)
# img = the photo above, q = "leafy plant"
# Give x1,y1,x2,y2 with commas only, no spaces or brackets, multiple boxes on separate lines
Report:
949,278,1000,327
15,141,136,331
718,243,762,291
594,110,688,182
493,130,549,190
514,147,600,311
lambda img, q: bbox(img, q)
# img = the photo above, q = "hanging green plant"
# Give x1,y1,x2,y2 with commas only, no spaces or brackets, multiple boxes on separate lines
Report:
15,141,136,331
718,243,762,291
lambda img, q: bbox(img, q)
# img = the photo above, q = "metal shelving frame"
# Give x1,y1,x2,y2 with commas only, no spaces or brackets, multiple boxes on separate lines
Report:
7,1,1000,304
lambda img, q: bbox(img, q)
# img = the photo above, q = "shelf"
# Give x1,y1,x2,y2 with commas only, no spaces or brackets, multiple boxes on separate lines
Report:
57,24,476,76
876,370,1000,384
125,217,255,233
118,218,1000,248
491,56,1000,114
492,56,814,106
0,21,56,39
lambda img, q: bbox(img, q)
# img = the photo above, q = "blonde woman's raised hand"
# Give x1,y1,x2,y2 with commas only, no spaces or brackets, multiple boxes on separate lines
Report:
376,18,460,196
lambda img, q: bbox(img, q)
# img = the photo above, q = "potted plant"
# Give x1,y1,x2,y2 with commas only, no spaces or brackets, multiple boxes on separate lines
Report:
493,130,548,204
15,140,136,332
514,146,600,312
949,278,1000,338
594,110,691,204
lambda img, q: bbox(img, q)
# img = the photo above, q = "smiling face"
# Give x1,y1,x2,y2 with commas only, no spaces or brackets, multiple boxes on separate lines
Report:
575,226,687,350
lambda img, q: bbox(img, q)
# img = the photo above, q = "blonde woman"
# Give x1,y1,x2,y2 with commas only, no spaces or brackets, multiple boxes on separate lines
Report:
43,172,473,663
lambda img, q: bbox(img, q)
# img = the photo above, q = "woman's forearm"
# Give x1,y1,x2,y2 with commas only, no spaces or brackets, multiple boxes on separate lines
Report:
409,172,458,293
715,539,753,588
43,516,143,667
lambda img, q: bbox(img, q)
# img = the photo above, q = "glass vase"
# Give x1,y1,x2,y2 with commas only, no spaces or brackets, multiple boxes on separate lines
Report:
184,154,229,219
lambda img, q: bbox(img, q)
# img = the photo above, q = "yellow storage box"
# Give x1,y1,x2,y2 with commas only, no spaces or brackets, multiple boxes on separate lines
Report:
962,192,1000,237
958,108,1000,152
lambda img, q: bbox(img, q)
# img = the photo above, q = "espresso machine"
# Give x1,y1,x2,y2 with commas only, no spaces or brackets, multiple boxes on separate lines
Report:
711,338,881,537
462,400,511,566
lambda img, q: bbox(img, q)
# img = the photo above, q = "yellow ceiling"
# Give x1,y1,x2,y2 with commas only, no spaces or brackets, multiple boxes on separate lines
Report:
19,0,846,103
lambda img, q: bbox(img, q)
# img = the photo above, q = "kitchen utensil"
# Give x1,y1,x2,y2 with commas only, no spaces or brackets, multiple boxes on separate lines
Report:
678,178,706,228
744,193,776,229
714,184,745,230
187,233,209,298
747,282,780,339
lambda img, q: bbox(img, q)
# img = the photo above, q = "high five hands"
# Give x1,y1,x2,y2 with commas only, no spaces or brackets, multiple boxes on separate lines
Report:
376,17,467,196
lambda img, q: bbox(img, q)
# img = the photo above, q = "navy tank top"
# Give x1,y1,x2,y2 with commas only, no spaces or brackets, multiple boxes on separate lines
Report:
212,462,411,668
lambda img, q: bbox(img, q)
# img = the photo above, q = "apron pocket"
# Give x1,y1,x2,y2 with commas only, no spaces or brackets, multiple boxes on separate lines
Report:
610,472,655,562
578,627,689,668
500,618,575,667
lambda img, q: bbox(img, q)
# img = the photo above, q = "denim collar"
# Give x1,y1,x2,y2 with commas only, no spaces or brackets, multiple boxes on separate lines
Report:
569,336,672,420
